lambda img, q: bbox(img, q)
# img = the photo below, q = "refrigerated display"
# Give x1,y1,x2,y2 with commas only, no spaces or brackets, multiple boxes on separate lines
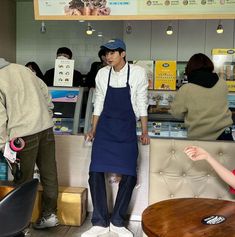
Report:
136,121,187,138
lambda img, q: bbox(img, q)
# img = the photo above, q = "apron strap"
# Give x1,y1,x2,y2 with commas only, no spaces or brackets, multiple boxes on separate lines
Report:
108,67,112,85
126,64,130,85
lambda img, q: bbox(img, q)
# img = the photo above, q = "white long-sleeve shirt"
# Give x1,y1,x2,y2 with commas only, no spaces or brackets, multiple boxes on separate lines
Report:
93,63,149,119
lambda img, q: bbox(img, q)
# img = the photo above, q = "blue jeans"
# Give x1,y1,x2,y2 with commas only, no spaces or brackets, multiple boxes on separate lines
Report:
16,128,58,217
89,172,137,227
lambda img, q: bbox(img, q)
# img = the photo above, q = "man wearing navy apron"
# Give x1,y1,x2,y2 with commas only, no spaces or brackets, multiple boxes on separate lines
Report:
83,39,150,237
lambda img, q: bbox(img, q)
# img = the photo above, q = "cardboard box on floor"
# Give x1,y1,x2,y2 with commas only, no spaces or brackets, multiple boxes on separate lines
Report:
32,186,88,226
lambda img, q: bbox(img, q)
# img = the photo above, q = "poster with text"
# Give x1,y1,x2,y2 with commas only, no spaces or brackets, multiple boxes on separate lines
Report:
54,59,74,87
155,60,176,90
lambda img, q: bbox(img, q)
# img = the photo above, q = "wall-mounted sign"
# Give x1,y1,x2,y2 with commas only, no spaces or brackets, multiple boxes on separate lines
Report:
54,58,74,87
34,0,235,20
155,60,176,90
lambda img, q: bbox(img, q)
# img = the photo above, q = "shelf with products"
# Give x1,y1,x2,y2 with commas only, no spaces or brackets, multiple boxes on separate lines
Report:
147,89,181,122
145,89,186,138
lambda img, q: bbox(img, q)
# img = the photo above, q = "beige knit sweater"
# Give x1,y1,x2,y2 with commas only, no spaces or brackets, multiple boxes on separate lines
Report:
0,62,54,149
169,79,233,140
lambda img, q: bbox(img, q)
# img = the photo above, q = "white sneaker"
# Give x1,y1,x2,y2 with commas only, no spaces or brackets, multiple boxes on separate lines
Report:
33,213,59,229
81,226,110,237
110,223,133,237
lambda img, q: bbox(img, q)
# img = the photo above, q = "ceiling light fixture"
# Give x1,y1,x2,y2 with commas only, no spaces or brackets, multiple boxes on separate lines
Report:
97,32,103,37
166,24,173,35
216,21,224,34
86,23,93,35
40,21,46,33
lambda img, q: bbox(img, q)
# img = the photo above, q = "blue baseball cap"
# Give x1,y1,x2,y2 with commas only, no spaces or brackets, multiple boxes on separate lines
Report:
101,39,126,51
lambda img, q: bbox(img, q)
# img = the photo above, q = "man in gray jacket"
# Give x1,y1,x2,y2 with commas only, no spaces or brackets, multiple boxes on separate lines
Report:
0,58,59,229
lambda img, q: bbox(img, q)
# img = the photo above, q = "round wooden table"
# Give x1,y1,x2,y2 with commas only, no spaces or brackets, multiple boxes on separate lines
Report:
142,198,235,237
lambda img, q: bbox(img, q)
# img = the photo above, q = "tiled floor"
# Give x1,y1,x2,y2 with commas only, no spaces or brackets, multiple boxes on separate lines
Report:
27,214,143,237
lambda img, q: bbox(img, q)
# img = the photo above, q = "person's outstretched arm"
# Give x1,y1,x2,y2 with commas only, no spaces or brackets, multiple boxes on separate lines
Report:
184,146,235,189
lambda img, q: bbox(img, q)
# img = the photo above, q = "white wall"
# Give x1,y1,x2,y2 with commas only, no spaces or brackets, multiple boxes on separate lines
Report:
0,0,16,62
16,1,123,74
124,20,235,61
16,1,235,75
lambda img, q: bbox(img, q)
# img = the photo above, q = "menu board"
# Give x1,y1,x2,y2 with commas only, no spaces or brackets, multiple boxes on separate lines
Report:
54,59,74,87
34,0,235,20
138,0,235,14
154,60,176,90
212,49,235,92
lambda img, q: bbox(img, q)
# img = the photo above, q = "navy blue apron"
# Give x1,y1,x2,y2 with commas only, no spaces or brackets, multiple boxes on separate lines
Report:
90,64,138,176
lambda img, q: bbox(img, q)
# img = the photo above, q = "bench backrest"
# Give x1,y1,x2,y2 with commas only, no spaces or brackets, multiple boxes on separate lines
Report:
149,139,235,204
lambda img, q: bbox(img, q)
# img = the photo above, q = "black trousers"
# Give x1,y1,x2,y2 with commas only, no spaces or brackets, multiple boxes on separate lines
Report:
16,128,58,217
88,172,137,227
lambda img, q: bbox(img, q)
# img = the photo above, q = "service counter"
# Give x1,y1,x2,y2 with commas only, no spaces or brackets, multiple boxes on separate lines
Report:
54,134,235,221
55,134,149,221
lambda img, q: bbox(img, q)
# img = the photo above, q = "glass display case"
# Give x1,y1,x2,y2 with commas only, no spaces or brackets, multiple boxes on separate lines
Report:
136,121,187,138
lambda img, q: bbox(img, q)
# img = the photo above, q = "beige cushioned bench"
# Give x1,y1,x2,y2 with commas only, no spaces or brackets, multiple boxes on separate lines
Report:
149,139,235,205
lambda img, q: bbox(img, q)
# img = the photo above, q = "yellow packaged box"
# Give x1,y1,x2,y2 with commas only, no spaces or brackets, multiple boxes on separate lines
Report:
32,186,88,226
